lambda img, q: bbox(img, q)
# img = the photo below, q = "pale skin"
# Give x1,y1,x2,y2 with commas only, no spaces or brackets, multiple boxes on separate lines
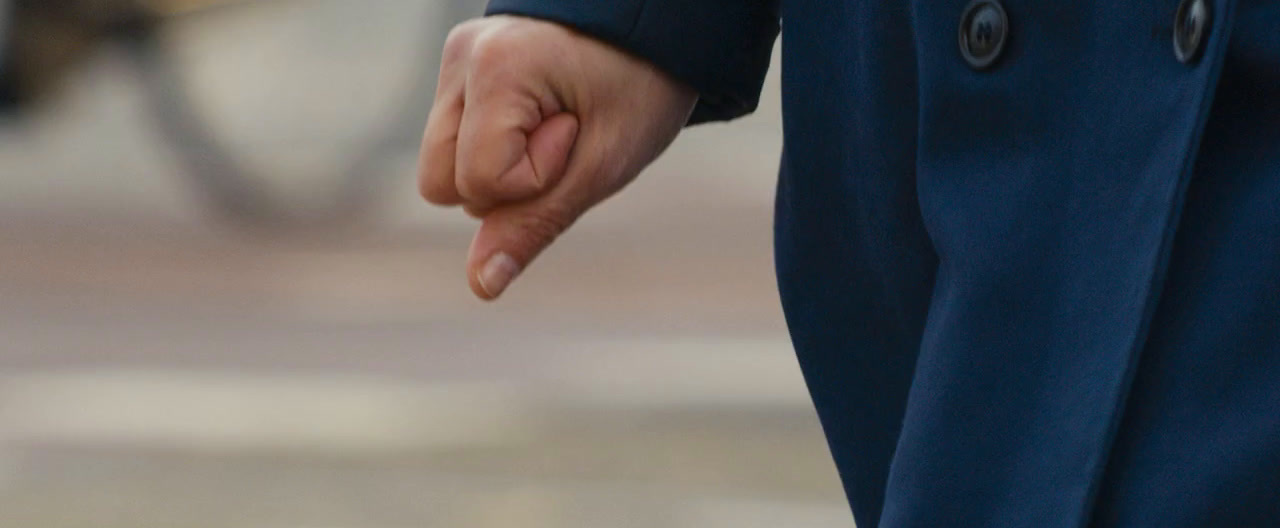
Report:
418,16,697,300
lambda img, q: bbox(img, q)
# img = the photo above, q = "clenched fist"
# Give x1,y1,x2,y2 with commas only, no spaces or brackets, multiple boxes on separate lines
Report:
418,16,697,300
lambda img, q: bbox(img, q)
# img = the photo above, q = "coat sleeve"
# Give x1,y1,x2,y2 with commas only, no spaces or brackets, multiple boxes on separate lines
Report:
484,0,780,125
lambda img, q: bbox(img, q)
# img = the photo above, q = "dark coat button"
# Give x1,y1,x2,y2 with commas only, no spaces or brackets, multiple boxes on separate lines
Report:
1174,0,1212,64
959,0,1009,70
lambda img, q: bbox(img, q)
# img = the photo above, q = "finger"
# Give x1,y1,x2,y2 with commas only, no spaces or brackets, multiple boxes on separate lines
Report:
471,111,579,206
418,94,464,205
457,112,577,221
454,69,575,207
418,28,471,205
524,112,579,193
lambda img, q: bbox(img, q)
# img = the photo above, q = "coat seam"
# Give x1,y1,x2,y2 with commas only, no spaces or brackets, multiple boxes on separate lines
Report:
622,0,651,44
1072,0,1239,526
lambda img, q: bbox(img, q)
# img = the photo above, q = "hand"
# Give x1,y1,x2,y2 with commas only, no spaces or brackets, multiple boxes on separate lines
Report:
418,16,697,300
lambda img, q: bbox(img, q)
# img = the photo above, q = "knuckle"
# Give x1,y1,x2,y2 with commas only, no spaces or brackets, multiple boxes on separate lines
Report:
463,204,490,219
419,182,439,203
454,168,498,205
469,31,521,73
418,149,458,205
453,166,482,195
418,169,458,204
441,24,477,68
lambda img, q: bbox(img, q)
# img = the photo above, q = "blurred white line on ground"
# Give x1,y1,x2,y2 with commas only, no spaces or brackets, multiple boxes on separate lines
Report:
546,338,811,409
0,369,537,454
0,339,813,454
684,497,854,527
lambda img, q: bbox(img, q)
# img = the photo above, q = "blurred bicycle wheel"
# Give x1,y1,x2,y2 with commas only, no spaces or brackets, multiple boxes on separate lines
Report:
127,0,480,228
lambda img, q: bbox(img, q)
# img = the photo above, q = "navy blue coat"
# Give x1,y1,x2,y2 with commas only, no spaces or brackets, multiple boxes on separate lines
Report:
486,0,1280,526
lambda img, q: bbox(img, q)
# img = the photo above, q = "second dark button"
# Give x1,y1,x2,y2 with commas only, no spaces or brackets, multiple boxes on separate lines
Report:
1174,0,1212,64
959,0,1009,70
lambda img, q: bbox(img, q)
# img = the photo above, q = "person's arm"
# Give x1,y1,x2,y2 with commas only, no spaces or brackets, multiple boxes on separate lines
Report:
484,0,780,124
418,3,780,300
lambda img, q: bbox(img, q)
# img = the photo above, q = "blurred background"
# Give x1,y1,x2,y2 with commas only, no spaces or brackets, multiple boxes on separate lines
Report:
0,1,851,526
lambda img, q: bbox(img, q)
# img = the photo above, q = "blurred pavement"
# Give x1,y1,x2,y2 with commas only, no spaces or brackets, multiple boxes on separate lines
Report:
0,2,851,527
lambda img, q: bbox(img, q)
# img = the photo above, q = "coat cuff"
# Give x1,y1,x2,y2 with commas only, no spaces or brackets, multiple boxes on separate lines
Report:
485,0,779,125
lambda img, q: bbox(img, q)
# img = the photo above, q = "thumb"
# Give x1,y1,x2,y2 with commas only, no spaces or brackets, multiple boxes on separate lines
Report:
466,188,591,300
